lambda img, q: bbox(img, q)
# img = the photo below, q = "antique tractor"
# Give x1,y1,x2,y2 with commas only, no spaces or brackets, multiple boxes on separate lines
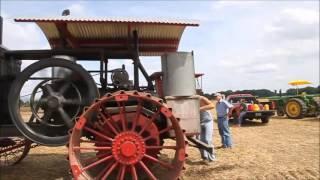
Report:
265,94,320,119
0,16,211,179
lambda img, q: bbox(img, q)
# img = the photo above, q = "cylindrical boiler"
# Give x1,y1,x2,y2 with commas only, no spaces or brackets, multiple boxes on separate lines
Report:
161,52,196,97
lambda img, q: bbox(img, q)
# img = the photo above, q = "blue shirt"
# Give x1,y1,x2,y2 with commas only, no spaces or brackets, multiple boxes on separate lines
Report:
216,99,233,117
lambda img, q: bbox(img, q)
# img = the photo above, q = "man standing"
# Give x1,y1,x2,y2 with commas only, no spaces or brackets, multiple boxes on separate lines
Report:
214,93,233,148
199,95,216,162
237,99,247,127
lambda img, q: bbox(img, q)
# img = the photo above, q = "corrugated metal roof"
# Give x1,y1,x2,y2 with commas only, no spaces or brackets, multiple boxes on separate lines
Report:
14,17,199,56
14,17,200,26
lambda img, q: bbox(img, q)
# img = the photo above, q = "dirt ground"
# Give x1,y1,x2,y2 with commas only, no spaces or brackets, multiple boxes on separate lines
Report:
0,116,319,180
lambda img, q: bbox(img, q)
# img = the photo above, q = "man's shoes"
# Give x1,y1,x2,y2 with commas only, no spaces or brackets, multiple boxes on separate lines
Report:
216,145,225,149
208,158,217,163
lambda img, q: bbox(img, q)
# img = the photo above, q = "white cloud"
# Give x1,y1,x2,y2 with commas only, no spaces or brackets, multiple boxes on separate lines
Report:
265,8,319,41
212,1,260,10
2,12,49,71
2,13,49,50
282,8,319,25
261,7,319,69
218,55,280,74
67,3,88,17
240,63,279,74
209,5,318,92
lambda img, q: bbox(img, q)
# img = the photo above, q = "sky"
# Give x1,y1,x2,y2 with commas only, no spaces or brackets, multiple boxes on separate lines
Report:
1,0,319,93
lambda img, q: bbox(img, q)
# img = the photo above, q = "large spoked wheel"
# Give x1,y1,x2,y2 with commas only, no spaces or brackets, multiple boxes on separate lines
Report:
0,137,31,166
9,58,99,146
69,91,186,180
285,98,307,119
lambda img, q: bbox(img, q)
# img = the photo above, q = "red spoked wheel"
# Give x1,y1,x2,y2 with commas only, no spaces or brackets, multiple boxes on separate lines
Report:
0,137,31,166
69,91,186,180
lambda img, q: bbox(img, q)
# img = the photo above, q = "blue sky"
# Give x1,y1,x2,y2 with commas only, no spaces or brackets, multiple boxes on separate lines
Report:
1,1,319,93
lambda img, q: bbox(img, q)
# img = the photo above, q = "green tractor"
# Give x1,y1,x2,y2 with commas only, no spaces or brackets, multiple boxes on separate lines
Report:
266,93,320,119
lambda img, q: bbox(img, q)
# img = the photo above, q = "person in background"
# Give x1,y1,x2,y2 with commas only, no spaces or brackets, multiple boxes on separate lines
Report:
237,99,247,127
214,93,233,148
198,95,216,162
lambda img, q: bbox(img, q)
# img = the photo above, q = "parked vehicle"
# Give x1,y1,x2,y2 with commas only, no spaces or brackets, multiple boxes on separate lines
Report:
227,94,275,124
260,93,320,119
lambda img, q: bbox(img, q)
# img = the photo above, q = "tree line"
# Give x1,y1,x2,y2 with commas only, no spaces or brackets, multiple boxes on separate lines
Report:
204,85,320,99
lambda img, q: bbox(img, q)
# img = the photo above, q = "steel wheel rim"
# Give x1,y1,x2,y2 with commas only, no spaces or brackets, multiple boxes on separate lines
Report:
0,137,31,166
286,101,301,117
8,58,99,146
69,91,186,180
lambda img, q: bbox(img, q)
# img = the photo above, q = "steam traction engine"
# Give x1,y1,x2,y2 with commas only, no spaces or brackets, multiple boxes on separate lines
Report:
0,16,210,179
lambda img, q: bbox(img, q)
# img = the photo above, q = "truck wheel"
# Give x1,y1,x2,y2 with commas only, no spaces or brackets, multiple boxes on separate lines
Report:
261,117,269,123
277,109,285,116
231,113,238,122
285,98,307,119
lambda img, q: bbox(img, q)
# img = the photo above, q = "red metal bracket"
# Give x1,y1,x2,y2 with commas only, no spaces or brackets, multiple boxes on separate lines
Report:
75,117,87,130
115,94,129,102
160,107,173,118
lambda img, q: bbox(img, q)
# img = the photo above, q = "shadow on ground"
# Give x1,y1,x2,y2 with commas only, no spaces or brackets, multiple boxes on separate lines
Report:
273,116,320,122
0,154,70,180
229,119,267,128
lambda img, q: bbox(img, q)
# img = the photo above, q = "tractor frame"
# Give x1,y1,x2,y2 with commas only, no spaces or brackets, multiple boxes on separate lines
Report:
0,16,211,179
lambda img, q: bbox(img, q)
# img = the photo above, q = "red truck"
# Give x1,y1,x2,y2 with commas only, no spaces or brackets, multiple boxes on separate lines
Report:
226,94,275,124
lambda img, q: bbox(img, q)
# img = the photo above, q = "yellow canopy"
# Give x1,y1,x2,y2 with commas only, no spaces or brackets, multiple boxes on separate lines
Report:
288,80,312,86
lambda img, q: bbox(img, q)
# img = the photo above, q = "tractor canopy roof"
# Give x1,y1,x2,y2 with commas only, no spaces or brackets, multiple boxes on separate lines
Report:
14,17,199,56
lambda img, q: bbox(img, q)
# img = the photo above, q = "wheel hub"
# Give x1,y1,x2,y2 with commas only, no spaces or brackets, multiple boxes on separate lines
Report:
47,96,60,109
120,142,136,157
112,131,145,165
287,102,300,116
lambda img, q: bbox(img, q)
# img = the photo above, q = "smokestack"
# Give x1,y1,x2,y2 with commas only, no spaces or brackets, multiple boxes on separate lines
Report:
62,9,70,16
